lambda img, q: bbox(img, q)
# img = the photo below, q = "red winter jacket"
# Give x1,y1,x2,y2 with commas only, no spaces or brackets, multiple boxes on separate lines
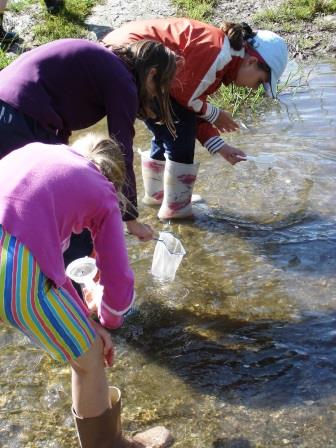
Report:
103,18,245,153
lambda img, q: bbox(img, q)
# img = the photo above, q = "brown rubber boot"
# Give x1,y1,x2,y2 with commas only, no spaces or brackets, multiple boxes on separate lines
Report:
73,387,174,448
73,406,117,448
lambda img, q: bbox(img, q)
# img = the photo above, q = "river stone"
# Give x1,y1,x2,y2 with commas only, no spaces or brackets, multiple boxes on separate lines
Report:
132,425,174,447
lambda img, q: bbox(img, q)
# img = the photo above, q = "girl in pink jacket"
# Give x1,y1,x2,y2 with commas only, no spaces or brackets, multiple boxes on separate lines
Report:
0,135,171,447
104,18,288,219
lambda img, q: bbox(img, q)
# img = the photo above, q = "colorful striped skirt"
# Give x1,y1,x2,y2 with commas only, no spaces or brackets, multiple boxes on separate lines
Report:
0,225,96,362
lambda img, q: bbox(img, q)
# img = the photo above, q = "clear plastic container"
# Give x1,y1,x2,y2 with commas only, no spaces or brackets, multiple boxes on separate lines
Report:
151,232,186,281
245,154,276,165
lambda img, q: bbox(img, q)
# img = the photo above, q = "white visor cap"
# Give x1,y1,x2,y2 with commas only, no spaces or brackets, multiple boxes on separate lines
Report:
248,30,288,98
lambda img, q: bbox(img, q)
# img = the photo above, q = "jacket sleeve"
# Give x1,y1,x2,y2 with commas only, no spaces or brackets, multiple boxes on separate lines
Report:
171,75,221,124
196,119,226,154
171,37,233,125
90,188,135,329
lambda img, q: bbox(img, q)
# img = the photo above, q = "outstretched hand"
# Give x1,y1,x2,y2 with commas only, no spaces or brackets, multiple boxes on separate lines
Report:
218,143,246,165
126,219,154,241
214,110,240,133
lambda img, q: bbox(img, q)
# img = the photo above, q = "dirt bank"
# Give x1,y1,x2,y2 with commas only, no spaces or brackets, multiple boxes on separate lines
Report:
86,0,336,59
5,0,336,59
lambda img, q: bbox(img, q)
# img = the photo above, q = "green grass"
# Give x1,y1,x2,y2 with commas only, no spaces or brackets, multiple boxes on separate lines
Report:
211,84,267,117
172,0,218,21
255,0,336,25
8,0,35,13
0,48,15,69
1,1,98,67
32,0,97,45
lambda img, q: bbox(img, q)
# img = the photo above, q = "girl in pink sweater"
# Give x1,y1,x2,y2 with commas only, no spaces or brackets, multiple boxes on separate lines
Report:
0,135,172,447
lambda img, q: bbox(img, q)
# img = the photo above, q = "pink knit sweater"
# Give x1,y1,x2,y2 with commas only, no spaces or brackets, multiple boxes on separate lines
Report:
0,143,134,329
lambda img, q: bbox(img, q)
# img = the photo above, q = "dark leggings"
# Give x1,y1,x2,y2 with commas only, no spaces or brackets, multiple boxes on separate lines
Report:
0,100,63,157
145,98,197,164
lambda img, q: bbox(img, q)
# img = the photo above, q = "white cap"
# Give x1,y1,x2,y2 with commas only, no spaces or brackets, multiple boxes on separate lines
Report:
248,30,288,98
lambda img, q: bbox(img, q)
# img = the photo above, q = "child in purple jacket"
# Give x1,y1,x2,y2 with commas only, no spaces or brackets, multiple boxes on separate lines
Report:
0,38,177,246
0,134,173,447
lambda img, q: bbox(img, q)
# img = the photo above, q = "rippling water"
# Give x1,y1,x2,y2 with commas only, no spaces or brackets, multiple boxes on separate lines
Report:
1,62,336,447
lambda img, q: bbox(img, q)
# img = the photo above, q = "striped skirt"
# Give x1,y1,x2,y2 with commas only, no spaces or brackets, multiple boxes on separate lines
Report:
0,225,96,362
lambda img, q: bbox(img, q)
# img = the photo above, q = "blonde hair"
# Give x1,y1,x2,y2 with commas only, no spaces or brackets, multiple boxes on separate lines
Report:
72,133,128,209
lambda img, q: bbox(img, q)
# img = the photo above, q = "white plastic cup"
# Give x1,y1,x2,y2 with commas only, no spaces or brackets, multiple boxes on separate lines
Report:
66,256,97,289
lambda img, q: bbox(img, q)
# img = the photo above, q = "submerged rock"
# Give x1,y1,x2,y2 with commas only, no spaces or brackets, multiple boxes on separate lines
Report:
133,425,174,448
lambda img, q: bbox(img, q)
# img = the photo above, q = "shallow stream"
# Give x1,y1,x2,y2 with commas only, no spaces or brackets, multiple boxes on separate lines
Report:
1,61,336,447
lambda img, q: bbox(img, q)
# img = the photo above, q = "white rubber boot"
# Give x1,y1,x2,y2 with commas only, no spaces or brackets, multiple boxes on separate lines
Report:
139,150,165,205
158,159,199,219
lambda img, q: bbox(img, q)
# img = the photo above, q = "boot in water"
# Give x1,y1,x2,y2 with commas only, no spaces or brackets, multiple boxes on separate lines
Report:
73,386,174,448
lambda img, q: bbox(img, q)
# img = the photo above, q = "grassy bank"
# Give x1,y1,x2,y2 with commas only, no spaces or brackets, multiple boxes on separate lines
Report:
0,48,14,69
255,0,336,56
33,0,96,45
173,0,218,21
8,0,97,46
255,0,336,25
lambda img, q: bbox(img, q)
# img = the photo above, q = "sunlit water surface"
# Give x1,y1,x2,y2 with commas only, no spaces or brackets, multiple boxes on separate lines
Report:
1,62,336,447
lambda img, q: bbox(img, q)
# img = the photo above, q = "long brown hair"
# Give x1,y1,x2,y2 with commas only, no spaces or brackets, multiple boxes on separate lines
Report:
111,39,177,137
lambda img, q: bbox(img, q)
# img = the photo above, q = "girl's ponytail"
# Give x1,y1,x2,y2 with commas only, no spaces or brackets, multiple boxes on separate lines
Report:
220,21,257,51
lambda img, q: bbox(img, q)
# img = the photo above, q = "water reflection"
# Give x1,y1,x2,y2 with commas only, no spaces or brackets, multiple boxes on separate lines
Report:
1,61,336,447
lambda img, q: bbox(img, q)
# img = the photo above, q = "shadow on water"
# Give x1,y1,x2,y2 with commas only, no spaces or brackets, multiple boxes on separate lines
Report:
118,300,336,410
213,439,253,448
193,211,336,277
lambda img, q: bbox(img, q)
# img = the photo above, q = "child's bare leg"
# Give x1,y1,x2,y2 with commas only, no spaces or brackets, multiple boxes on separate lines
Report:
70,336,110,418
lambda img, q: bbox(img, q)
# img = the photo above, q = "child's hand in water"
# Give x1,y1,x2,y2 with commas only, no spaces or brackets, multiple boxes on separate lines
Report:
91,320,114,367
217,143,246,165
214,110,240,133
126,219,154,242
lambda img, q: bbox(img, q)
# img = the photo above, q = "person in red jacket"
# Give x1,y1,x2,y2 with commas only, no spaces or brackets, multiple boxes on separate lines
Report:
103,18,288,219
